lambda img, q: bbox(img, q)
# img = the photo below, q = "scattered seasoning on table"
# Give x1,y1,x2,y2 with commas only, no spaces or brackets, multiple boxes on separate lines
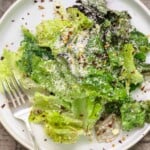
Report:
38,5,45,10
1,104,6,109
0,56,4,60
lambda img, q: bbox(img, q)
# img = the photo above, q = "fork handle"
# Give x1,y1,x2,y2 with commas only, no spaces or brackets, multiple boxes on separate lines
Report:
15,108,40,150
25,121,40,150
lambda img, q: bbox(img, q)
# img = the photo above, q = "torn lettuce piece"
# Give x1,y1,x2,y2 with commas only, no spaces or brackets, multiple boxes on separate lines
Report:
130,29,150,53
67,7,93,31
36,19,72,49
122,44,143,85
17,27,54,76
36,8,93,55
121,102,146,131
0,49,19,81
141,101,150,123
29,93,83,143
45,111,83,143
73,0,108,23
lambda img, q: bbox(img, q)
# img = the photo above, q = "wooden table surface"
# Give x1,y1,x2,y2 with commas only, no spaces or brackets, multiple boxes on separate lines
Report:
0,0,150,150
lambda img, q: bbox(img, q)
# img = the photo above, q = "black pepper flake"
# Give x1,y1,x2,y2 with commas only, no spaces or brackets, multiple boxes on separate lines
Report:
22,130,25,132
27,12,30,15
50,92,55,96
80,114,84,117
49,0,53,1
76,0,81,3
21,17,24,20
25,22,28,25
102,148,106,150
0,56,4,60
118,140,122,143
44,138,47,141
11,19,15,22
41,0,45,2
1,104,5,109
56,6,60,9
141,86,145,91
34,0,38,3
11,42,14,45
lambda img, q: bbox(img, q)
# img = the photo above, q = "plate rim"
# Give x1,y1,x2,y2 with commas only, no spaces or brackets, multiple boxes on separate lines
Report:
0,0,150,150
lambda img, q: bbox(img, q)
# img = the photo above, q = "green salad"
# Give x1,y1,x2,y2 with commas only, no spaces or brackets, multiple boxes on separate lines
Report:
0,0,150,144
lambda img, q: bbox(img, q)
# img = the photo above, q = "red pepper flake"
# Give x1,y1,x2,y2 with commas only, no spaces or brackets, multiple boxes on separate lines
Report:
108,123,113,128
27,12,30,16
44,138,47,141
1,104,5,109
38,5,45,10
112,144,115,147
11,19,15,22
0,56,4,60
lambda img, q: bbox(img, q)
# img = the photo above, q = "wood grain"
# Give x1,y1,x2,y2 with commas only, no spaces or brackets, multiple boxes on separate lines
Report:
0,0,150,149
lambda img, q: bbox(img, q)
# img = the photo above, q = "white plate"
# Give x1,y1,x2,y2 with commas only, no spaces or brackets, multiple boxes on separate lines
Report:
0,0,150,150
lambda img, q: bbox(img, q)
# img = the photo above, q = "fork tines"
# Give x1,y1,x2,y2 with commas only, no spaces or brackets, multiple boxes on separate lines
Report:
2,74,29,108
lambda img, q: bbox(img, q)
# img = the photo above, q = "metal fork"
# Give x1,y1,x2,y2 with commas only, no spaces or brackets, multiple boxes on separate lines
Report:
2,74,39,150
